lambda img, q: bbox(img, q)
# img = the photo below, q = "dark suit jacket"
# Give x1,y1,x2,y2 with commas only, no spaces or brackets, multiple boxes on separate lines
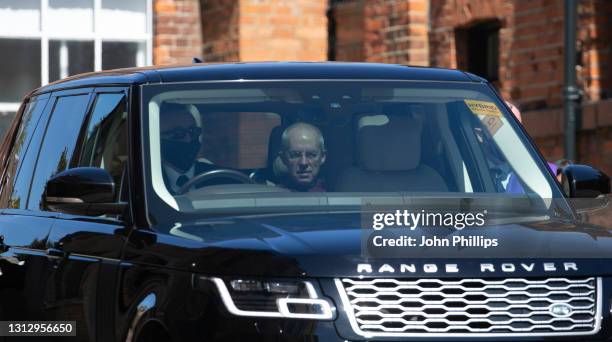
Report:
162,161,218,194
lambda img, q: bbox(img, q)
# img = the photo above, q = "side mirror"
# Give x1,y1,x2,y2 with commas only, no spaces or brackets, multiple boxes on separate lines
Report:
561,164,610,198
43,167,127,216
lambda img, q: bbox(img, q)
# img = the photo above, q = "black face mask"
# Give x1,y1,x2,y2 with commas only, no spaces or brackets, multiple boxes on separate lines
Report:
161,138,202,172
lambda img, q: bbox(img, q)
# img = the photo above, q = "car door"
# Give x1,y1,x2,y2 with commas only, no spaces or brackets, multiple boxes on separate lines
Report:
14,88,94,340
42,88,131,342
0,94,57,323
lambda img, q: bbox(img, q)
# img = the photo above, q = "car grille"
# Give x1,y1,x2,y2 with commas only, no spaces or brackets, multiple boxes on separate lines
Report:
336,277,601,337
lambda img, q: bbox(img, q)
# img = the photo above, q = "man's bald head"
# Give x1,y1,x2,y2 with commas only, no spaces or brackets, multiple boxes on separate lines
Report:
281,122,325,152
279,123,326,190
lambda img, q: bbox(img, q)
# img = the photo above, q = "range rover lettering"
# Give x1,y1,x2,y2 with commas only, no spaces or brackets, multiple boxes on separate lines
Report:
0,62,610,341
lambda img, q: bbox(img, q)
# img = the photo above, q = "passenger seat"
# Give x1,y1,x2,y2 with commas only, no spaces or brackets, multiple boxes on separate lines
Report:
335,114,448,192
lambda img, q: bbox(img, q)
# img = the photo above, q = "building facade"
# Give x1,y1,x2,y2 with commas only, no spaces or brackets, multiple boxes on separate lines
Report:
0,0,153,134
1,0,610,175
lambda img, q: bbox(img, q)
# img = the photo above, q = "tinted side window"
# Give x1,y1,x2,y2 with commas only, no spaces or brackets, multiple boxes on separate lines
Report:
79,93,128,190
27,94,91,210
0,99,49,208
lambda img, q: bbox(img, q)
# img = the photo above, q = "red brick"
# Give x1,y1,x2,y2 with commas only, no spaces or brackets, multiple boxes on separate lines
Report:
240,0,327,61
153,0,202,64
155,1,176,14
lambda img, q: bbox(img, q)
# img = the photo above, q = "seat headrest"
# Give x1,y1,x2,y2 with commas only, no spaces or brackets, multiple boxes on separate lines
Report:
358,114,422,171
267,125,288,179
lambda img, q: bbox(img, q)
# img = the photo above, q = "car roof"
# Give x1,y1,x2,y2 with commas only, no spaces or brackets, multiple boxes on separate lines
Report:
31,62,485,95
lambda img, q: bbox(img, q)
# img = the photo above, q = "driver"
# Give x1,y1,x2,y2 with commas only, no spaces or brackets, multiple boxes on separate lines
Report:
160,103,213,194
278,122,327,192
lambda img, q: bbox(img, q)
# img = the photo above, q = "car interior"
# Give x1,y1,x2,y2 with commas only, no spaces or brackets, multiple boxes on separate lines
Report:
156,99,490,196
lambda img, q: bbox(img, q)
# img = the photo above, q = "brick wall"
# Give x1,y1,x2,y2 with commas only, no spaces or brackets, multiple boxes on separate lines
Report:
579,100,612,176
578,0,612,101
429,0,512,70
428,0,561,108
239,0,328,61
200,0,240,61
332,0,429,66
148,0,612,178
330,1,365,61
426,0,611,176
154,0,203,64
524,100,612,176
159,0,611,104
426,0,611,107
511,0,564,110
332,0,602,109
197,0,328,62
363,0,428,65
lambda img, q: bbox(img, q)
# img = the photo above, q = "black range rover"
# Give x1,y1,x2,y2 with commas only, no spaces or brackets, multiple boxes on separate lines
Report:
0,62,610,341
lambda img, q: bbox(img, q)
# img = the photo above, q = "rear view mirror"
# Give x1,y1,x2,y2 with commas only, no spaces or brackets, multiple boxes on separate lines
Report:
43,167,126,216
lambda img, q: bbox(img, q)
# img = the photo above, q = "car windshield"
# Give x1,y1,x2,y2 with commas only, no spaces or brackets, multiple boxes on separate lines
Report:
141,80,565,223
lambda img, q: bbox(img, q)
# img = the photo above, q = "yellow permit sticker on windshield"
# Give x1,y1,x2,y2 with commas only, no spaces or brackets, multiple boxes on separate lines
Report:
464,100,502,117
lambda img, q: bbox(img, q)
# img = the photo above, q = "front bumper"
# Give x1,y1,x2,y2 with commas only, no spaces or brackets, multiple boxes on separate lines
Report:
181,277,612,341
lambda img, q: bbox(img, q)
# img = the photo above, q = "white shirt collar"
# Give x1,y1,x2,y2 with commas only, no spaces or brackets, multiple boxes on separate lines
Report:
163,163,195,192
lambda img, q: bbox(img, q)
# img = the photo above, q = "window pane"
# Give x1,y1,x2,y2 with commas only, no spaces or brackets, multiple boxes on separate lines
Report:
80,93,128,188
47,0,93,34
49,40,94,82
0,0,40,33
102,41,144,70
100,0,147,34
28,94,90,210
3,99,48,208
0,39,41,103
0,111,16,141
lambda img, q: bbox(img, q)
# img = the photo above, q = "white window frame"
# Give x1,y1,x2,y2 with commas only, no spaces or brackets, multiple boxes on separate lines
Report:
0,0,153,112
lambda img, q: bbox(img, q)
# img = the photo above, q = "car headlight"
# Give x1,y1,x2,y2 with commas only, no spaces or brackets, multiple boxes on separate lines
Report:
201,277,335,320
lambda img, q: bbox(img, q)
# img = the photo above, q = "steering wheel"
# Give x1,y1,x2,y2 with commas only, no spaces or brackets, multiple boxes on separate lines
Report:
176,169,255,195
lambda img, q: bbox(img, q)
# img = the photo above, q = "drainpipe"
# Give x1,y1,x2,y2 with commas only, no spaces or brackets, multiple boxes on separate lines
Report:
564,0,580,162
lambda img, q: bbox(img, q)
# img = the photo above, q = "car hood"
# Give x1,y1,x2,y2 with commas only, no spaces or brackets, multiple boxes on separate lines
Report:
132,212,612,278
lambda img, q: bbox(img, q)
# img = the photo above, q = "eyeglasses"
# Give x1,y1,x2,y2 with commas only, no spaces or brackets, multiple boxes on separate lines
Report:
285,150,323,161
161,127,201,140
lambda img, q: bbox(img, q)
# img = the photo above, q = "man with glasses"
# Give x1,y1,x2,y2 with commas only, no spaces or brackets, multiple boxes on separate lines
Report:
160,103,211,193
278,122,327,192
